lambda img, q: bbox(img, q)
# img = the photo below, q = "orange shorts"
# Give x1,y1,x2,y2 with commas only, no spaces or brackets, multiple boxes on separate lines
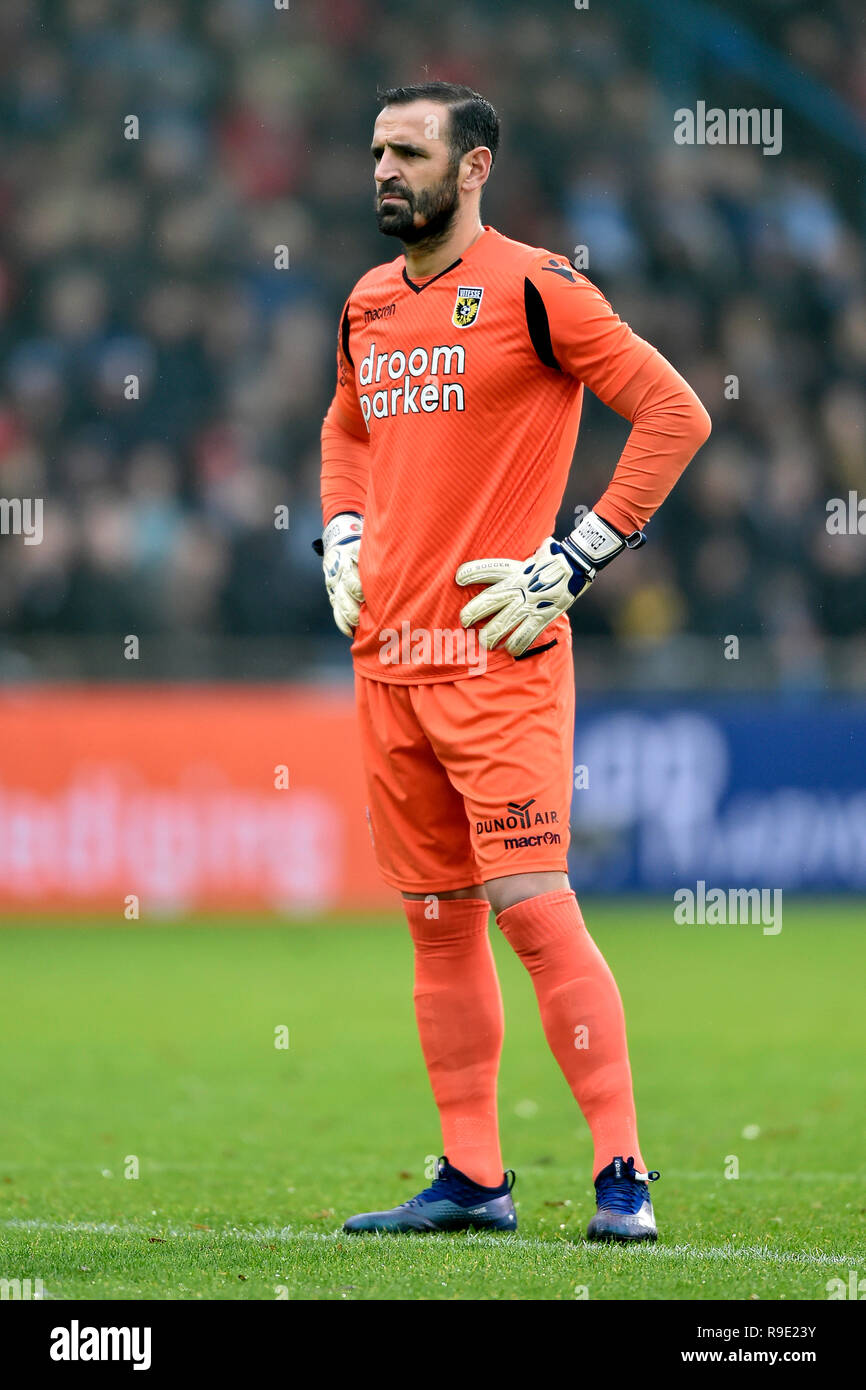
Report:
354,630,575,893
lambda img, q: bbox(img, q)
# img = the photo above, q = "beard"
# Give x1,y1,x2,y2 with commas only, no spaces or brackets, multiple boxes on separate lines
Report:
375,163,461,247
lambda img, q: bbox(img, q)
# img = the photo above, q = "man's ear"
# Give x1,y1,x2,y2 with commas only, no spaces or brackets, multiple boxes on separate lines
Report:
461,146,492,193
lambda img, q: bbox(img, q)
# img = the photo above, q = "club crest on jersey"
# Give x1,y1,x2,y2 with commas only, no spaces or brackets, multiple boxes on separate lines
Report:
452,285,483,329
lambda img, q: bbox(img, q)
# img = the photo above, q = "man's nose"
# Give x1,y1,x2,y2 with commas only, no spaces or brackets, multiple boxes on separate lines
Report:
375,155,401,185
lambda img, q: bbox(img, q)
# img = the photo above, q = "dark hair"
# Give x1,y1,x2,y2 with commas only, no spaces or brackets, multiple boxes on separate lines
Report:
376,81,500,165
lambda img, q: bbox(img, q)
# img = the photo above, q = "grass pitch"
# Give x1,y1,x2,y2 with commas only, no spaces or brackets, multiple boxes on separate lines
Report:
0,901,863,1300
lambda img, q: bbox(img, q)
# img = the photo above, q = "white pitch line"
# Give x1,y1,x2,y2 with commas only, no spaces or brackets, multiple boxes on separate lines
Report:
0,1218,858,1266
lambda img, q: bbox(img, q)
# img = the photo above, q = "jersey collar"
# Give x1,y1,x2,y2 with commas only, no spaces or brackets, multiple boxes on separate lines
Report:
401,225,491,295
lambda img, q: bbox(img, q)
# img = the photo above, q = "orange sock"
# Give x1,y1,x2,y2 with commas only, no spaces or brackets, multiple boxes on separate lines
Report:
404,897,505,1188
497,889,645,1178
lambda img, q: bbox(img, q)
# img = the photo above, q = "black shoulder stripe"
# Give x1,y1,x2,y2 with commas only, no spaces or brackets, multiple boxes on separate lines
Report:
523,277,560,371
340,301,353,368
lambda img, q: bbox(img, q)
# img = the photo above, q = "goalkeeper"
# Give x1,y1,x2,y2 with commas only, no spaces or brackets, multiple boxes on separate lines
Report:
318,82,711,1241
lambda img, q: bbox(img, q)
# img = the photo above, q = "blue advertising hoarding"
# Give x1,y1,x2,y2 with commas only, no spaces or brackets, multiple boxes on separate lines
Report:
569,700,866,892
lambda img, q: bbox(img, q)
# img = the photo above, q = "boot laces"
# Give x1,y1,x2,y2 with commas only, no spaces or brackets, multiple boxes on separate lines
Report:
404,1157,513,1208
595,1156,659,1214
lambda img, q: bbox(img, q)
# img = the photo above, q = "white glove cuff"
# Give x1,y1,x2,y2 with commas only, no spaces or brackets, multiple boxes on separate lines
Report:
567,510,625,563
561,509,645,577
322,512,363,552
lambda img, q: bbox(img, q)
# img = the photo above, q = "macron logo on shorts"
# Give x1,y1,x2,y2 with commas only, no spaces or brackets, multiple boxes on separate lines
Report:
503,831,562,850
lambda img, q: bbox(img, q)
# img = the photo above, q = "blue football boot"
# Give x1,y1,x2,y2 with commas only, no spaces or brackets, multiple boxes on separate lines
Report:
343,1156,517,1233
586,1155,660,1242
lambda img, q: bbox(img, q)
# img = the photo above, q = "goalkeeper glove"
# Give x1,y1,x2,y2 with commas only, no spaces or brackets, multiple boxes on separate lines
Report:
456,509,646,657
313,511,364,637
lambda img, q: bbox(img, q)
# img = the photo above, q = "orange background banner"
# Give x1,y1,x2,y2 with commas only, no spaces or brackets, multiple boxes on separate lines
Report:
0,687,392,915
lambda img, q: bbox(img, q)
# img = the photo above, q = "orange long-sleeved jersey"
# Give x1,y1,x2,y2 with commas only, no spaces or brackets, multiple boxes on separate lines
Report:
322,225,710,683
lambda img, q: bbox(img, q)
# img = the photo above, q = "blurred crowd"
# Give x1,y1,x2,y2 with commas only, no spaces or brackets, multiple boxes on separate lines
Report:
0,0,864,679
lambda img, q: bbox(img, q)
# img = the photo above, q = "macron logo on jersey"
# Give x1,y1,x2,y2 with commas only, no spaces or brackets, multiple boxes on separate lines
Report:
357,341,466,425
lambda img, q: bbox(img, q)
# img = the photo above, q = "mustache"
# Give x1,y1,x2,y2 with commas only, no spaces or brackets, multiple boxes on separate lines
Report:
377,185,413,204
